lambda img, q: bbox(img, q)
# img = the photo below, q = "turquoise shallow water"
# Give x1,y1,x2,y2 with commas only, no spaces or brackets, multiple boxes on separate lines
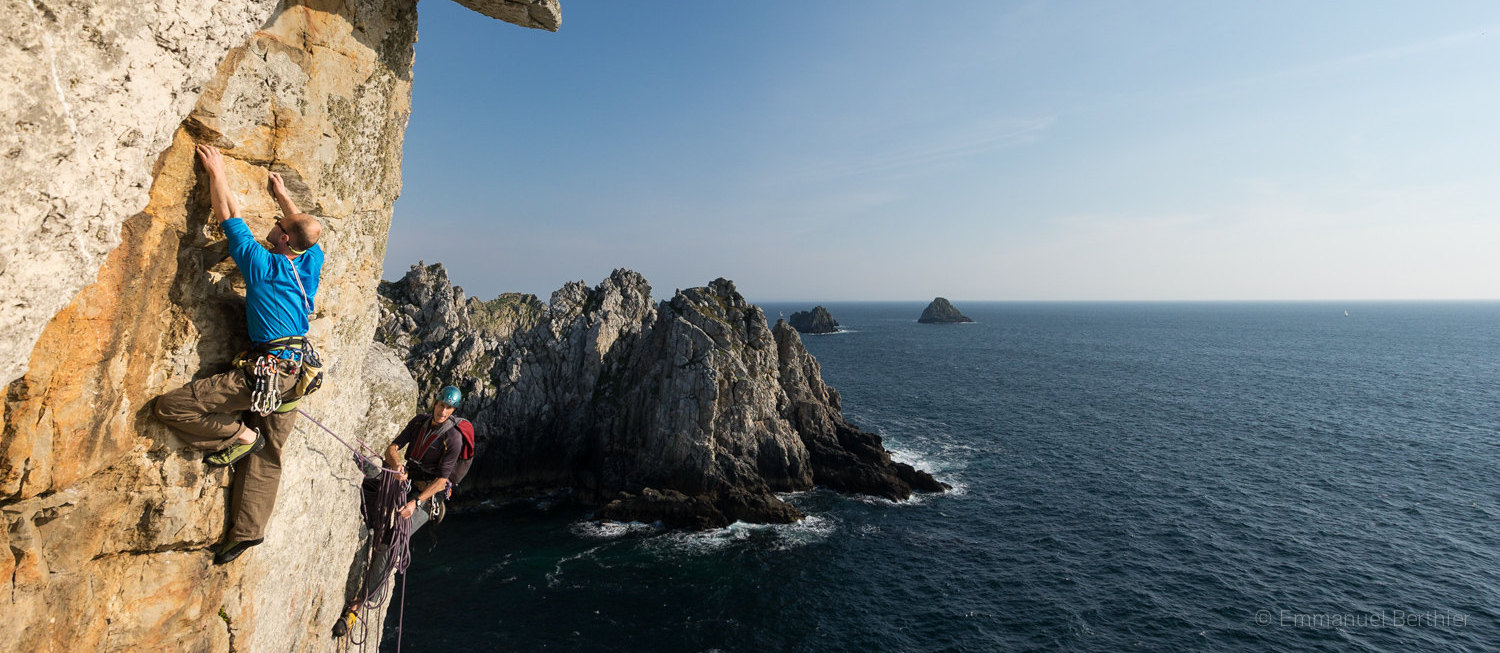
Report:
385,301,1500,652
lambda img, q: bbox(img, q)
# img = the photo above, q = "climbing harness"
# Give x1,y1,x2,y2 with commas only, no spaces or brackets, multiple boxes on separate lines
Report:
234,335,316,417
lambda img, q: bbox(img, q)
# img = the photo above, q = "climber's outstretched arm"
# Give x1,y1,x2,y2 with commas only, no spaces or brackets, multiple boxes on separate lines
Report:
195,144,240,222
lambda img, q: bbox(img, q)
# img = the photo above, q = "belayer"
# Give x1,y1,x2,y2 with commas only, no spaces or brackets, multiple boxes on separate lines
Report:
154,144,326,565
334,385,476,639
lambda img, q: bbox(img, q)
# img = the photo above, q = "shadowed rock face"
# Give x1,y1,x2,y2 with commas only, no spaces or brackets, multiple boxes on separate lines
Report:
1,2,556,651
789,305,840,334
378,264,947,529
919,297,974,323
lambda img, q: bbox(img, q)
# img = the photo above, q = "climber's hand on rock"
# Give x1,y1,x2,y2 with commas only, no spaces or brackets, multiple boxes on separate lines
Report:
196,144,225,177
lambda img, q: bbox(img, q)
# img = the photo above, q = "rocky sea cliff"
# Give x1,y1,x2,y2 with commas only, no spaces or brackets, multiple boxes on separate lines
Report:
377,264,945,529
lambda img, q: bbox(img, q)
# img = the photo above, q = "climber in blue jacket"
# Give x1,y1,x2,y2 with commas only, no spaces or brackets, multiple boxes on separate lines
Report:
154,144,325,565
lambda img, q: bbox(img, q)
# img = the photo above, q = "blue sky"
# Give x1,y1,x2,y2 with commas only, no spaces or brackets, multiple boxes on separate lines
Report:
385,1,1500,301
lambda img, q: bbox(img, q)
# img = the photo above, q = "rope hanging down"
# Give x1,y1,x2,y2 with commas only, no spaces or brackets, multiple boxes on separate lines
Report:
344,469,414,651
298,408,413,652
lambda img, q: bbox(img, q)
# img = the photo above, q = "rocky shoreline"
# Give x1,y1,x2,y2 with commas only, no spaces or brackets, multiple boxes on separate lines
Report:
377,263,946,528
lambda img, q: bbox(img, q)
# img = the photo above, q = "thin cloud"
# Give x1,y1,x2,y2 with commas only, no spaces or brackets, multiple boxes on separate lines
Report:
1182,26,1498,100
785,117,1056,184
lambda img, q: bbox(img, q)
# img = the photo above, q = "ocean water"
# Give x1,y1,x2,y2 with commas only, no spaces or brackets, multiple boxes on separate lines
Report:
385,302,1500,652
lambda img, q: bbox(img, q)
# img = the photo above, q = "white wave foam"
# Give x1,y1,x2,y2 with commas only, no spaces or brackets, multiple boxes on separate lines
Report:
545,546,602,587
884,445,930,469
808,328,857,336
775,513,837,548
476,555,516,583
641,514,838,556
846,478,966,508
644,524,751,556
884,442,970,474
851,494,904,508
570,520,661,540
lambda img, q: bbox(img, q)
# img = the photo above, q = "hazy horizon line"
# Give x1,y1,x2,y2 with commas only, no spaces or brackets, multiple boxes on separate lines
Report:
750,297,1500,304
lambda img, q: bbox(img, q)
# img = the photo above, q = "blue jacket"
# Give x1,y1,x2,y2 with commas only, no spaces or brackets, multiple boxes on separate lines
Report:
224,217,324,344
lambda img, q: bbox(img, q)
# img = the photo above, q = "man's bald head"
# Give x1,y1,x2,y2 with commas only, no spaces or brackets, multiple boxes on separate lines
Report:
284,213,322,252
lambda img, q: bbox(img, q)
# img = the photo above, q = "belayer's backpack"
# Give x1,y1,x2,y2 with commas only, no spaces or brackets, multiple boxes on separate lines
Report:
447,417,476,488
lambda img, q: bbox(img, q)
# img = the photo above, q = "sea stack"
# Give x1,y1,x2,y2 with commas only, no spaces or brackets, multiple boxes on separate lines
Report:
918,297,974,323
789,306,840,334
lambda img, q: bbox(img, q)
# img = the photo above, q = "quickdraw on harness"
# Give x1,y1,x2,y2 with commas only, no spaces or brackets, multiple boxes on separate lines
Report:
248,354,284,416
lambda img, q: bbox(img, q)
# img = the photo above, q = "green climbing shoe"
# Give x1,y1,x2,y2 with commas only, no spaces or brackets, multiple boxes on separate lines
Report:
211,537,263,565
205,429,265,467
332,610,357,638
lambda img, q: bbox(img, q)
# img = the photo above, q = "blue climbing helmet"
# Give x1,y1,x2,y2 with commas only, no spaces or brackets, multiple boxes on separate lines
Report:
438,385,462,408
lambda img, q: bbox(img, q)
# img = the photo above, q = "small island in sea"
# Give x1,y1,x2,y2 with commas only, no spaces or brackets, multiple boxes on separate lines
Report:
788,306,840,334
918,297,974,323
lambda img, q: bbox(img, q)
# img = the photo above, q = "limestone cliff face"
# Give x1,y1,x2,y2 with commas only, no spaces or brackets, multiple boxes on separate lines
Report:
378,264,946,529
0,2,556,651
0,0,282,390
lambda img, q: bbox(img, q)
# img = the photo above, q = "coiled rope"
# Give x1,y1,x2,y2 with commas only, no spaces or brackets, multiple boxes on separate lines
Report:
298,409,412,652
346,469,414,650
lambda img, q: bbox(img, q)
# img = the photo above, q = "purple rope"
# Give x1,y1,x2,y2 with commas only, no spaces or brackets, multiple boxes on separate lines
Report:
296,408,402,473
298,408,415,650
397,568,408,653
348,470,415,649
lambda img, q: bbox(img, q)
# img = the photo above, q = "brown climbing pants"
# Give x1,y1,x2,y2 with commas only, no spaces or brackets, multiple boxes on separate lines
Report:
154,366,299,543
